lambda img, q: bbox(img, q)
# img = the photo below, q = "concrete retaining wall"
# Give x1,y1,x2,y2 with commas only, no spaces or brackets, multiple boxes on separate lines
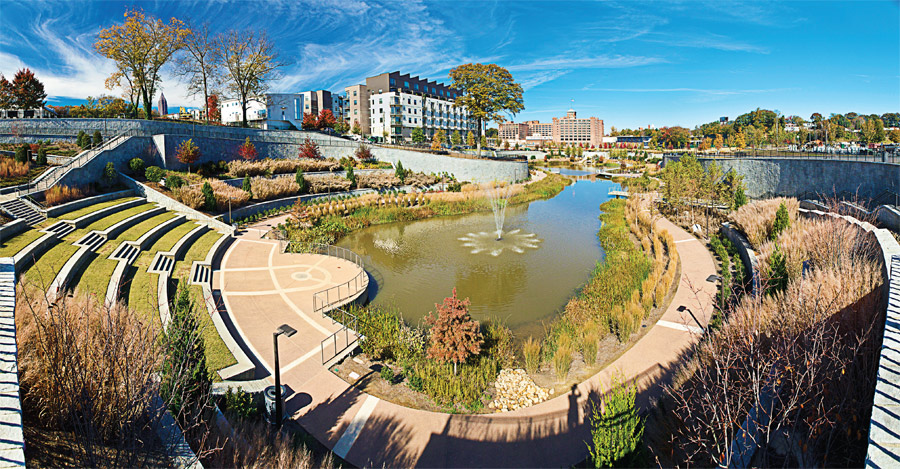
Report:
0,258,25,468
719,222,761,296
0,219,27,243
43,189,134,218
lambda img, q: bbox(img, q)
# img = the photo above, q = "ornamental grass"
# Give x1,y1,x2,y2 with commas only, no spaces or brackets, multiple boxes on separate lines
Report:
44,184,89,206
175,179,250,211
250,175,299,200
227,157,341,177
0,157,29,178
729,197,799,247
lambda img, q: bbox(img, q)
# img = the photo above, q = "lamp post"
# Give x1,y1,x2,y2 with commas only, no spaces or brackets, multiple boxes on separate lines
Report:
272,323,297,428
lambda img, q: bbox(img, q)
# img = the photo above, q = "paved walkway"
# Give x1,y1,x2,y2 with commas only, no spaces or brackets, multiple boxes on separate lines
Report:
216,217,717,467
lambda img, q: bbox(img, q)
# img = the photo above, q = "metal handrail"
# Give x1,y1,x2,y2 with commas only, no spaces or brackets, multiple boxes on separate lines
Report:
320,308,359,364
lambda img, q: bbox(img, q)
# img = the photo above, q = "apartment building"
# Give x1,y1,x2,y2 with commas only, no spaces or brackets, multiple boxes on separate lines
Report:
340,71,475,142
500,110,604,147
298,90,335,118
220,93,305,130
343,84,370,135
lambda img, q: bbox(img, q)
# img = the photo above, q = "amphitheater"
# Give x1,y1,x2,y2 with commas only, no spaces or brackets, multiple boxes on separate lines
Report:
1,119,898,467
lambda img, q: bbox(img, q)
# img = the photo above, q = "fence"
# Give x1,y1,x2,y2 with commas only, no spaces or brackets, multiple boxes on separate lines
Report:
13,130,137,197
320,308,360,365
665,150,899,164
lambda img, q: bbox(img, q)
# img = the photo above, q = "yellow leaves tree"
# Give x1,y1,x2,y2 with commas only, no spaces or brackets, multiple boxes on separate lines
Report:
714,134,724,150
431,130,445,151
219,30,284,128
449,63,524,156
94,9,190,120
734,131,746,149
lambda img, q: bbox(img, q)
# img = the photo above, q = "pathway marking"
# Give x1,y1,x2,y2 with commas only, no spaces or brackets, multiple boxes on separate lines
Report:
216,277,273,375
656,319,703,335
266,243,332,336
332,395,380,459
674,238,700,244
281,346,321,374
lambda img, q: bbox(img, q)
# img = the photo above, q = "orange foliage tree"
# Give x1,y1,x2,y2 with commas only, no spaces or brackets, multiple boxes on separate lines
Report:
425,289,483,375
176,138,200,172
237,137,257,161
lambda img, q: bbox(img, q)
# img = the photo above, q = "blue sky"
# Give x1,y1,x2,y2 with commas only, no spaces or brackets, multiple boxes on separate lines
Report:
1,0,898,129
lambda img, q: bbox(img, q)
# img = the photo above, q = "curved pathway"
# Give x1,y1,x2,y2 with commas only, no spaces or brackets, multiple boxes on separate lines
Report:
216,217,717,467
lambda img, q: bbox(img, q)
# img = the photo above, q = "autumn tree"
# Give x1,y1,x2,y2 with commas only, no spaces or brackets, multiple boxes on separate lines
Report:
237,137,257,161
449,63,524,156
425,289,483,375
466,131,475,147
207,94,220,122
301,112,318,130
219,29,284,128
431,132,442,151
173,21,220,123
95,9,189,120
176,138,200,172
9,68,47,109
298,138,322,159
351,120,362,135
317,109,337,130
0,75,12,108
714,134,724,151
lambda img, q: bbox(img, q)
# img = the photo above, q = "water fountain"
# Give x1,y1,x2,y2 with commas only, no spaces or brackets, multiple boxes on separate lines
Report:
486,182,513,240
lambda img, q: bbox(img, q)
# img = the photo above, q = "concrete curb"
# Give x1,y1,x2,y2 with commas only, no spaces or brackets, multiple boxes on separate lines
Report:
0,259,25,468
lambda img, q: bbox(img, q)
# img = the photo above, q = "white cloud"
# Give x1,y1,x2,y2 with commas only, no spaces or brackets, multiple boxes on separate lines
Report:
584,87,792,96
507,55,665,72
519,70,570,90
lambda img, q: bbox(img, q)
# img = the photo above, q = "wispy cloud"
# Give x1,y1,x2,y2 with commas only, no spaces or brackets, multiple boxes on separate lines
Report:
507,55,665,72
519,70,570,90
643,32,768,54
583,87,794,96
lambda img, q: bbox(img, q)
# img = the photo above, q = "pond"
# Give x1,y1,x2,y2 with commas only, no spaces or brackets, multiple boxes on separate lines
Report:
336,177,621,339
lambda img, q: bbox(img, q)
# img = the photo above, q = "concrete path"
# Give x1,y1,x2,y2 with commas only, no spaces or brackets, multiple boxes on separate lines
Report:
217,216,717,467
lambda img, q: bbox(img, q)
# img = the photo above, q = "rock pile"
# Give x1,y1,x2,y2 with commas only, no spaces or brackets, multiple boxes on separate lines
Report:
488,369,551,413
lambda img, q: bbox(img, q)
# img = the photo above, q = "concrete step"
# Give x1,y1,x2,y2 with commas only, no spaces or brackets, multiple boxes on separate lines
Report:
0,198,44,226
111,243,140,264
43,221,74,238
73,232,106,252
148,253,174,274
190,263,211,286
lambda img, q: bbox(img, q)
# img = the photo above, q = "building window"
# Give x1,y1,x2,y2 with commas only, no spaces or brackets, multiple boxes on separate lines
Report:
414,84,419,91
390,78,396,85
404,81,409,88
294,98,300,120
353,90,357,96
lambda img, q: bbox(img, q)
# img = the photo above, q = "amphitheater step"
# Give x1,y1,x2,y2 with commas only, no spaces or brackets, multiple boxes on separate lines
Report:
42,221,74,238
0,198,45,226
111,243,140,264
190,263,211,286
73,232,106,252
148,253,175,274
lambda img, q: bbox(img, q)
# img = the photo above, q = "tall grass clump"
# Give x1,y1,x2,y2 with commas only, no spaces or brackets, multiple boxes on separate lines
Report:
227,157,340,177
522,336,541,373
0,157,29,178
44,184,88,206
553,331,575,381
250,175,299,200
729,197,799,246
175,179,250,211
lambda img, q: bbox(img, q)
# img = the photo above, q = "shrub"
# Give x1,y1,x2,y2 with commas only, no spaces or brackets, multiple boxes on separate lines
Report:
552,332,574,381
770,201,790,240
581,320,603,365
76,130,87,148
729,197,798,247
345,165,356,189
379,364,394,382
355,143,374,161
35,146,47,165
92,130,102,147
145,166,165,182
308,175,351,193
227,158,340,177
15,143,29,163
356,306,403,361
101,161,117,186
237,137,257,161
128,157,145,175
45,184,86,206
202,181,216,211
732,184,747,209
295,168,308,194
425,289,483,375
198,160,229,178
588,376,645,468
522,336,541,373
395,160,406,182
0,158,29,178
165,174,184,190
250,175,298,200
223,387,257,421
298,138,322,159
160,283,211,424
242,175,253,198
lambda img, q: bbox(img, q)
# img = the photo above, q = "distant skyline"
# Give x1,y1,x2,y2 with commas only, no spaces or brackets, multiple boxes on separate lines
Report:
1,0,898,129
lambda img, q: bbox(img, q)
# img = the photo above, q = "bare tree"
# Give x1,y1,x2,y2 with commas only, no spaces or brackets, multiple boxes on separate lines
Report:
218,29,285,128
174,21,221,123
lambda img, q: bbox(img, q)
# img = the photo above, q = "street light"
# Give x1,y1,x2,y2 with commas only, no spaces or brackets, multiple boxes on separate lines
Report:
676,305,706,334
272,323,297,428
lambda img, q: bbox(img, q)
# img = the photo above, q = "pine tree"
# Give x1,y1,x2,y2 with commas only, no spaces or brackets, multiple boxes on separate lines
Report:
425,288,483,375
466,131,475,147
732,185,747,210
92,130,102,146
346,164,356,189
295,168,307,194
35,146,47,166
160,283,211,424
766,243,789,294
14,143,29,163
588,376,645,468
770,202,790,240
242,175,252,198
395,161,406,183
202,181,216,211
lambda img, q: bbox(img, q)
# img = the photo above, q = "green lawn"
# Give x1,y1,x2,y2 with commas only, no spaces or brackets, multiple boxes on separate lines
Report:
187,283,238,377
22,242,78,289
124,219,194,324
57,196,141,220
0,229,43,258
117,213,178,243
172,230,222,282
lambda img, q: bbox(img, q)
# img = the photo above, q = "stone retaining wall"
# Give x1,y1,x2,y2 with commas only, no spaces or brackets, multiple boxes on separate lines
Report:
0,219,27,243
719,222,761,296
119,174,235,235
0,258,25,468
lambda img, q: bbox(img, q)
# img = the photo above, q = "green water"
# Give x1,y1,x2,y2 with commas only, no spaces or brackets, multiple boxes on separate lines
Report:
337,177,620,338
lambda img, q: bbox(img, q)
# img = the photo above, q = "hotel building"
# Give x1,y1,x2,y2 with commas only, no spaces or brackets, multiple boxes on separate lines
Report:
499,109,604,147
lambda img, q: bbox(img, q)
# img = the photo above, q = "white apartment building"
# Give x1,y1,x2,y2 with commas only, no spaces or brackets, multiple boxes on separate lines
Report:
221,93,305,130
354,71,476,142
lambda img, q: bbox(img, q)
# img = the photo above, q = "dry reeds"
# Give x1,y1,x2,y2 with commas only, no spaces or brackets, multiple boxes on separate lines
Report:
175,179,250,211
45,184,87,206
729,197,799,246
553,333,574,381
523,336,541,373
250,175,299,200
0,158,28,178
581,320,603,365
205,419,332,469
308,175,352,193
227,158,340,177
357,171,401,190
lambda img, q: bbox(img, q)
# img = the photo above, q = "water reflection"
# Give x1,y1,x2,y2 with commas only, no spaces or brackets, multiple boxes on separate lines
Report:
337,178,620,335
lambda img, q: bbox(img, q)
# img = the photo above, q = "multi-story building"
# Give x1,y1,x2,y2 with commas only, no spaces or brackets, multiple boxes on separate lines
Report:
298,90,335,118
220,93,305,130
344,84,370,135
552,109,603,147
501,110,604,148
331,92,346,123
341,71,475,142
